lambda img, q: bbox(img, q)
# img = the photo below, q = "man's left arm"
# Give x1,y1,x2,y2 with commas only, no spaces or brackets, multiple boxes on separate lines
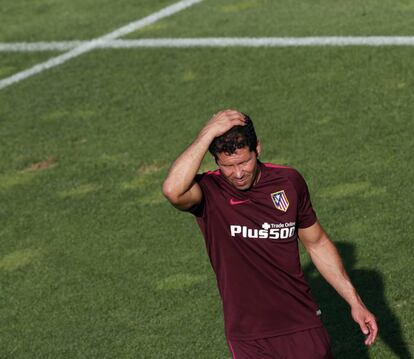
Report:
298,221,378,346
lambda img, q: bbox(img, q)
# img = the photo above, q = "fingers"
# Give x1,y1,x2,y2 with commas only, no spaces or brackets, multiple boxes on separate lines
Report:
352,306,378,347
205,109,246,137
212,109,244,122
357,315,378,346
358,320,369,336
363,317,378,346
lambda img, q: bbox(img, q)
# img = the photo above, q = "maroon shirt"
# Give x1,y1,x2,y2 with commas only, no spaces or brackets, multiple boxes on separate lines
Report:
191,162,323,340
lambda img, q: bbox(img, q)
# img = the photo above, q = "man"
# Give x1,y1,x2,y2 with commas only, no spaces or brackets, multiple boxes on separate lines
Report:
162,109,378,358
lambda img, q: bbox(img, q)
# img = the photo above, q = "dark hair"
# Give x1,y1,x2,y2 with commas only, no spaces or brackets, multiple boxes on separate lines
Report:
208,113,258,159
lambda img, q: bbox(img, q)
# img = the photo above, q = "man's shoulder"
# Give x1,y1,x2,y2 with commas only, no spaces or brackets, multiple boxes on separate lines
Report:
262,162,302,178
262,162,309,190
205,169,221,177
195,169,222,189
196,169,220,180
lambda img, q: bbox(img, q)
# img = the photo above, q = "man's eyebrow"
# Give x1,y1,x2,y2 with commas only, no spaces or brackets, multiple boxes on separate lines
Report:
220,159,249,166
239,155,252,164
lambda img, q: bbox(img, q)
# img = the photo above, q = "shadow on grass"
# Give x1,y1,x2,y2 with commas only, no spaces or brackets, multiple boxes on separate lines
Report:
303,242,411,359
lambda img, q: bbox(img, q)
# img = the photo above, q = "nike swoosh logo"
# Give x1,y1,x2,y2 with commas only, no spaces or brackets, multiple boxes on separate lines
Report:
229,198,250,205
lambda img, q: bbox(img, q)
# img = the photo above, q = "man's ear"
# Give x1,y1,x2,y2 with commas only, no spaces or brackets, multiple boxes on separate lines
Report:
256,140,262,157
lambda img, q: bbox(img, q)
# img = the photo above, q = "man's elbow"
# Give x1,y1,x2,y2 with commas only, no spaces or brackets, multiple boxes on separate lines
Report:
300,225,331,252
306,235,332,255
162,180,180,204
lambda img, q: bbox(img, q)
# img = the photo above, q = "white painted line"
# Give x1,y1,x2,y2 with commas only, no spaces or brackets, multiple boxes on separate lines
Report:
0,41,83,52
2,37,414,53
102,36,414,47
0,0,204,90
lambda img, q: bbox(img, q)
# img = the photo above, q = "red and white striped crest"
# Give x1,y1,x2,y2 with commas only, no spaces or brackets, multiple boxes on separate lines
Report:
271,190,289,212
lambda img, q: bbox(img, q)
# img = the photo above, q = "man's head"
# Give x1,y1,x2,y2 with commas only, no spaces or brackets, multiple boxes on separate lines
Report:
209,114,261,190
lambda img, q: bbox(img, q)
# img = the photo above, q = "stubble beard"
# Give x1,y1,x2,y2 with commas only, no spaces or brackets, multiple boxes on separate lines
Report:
229,164,261,191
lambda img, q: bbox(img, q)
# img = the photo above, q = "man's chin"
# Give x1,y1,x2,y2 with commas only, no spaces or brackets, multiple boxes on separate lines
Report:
232,180,252,190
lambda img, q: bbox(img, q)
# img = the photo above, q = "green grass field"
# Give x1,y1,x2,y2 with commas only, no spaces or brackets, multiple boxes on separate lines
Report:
0,0,413,358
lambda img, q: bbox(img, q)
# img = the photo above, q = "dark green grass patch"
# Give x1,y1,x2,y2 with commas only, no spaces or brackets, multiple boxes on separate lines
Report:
0,0,174,42
0,47,413,357
0,52,61,80
128,0,414,38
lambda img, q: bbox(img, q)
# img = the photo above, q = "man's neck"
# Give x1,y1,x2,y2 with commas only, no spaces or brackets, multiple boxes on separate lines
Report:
252,163,262,187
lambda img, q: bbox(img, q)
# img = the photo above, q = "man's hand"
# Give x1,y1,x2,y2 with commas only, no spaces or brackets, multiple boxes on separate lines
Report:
199,109,246,140
351,304,378,346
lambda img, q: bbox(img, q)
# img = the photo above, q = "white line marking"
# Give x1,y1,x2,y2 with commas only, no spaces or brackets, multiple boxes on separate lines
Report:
2,37,414,53
0,41,83,52
102,36,414,47
0,0,203,90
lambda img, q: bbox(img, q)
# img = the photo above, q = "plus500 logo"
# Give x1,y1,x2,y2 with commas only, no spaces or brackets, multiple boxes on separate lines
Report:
230,222,296,240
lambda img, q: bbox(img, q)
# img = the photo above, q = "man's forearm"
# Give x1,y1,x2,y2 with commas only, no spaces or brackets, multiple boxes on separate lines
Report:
306,235,364,308
163,130,213,201
307,236,379,346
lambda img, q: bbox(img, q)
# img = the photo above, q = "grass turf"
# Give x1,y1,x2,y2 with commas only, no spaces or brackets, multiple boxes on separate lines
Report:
1,46,413,357
128,0,414,38
0,52,62,80
0,0,413,357
0,0,174,42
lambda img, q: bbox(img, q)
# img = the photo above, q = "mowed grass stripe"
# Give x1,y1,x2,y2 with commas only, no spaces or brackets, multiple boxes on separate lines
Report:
0,0,185,42
127,0,414,39
0,51,62,80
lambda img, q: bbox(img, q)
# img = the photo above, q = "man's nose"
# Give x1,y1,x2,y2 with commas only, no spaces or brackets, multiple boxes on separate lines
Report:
234,166,243,178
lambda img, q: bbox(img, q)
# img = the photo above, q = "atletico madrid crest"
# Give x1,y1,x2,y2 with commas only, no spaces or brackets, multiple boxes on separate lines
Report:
271,190,289,212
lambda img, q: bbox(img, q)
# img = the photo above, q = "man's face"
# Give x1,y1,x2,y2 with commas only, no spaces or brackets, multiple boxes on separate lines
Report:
216,145,261,190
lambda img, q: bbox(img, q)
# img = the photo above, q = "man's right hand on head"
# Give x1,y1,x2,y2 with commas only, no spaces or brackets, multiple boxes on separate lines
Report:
200,109,246,139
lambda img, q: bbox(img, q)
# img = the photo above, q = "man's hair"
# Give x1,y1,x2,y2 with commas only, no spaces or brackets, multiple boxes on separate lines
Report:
208,113,258,159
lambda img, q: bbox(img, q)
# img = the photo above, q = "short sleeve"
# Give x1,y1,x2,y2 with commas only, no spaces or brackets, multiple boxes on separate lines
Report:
295,172,317,228
188,174,206,218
